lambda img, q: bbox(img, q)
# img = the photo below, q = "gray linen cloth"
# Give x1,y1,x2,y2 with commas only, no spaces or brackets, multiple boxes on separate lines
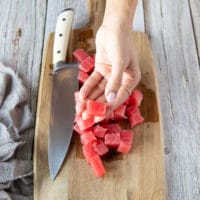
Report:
0,63,33,200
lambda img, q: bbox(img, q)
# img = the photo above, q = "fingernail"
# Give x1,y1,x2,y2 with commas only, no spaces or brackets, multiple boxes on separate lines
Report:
106,92,116,103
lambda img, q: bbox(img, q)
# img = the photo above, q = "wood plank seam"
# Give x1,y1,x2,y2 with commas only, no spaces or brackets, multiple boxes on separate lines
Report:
188,0,200,68
38,0,49,77
157,3,175,123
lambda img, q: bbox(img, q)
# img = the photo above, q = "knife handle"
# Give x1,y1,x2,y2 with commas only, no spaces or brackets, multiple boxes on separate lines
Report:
53,9,74,65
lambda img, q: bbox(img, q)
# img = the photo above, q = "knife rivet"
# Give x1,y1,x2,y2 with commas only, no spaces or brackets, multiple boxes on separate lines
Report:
59,33,63,37
57,50,61,54
62,18,66,21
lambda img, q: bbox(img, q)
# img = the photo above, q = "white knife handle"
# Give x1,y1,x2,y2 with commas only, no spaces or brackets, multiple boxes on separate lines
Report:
53,9,74,65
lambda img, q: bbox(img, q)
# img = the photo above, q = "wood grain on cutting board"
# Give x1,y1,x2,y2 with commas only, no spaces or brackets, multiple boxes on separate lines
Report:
34,31,165,199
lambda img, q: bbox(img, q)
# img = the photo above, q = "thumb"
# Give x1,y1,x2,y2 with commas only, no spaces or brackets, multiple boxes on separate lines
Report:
105,65,123,103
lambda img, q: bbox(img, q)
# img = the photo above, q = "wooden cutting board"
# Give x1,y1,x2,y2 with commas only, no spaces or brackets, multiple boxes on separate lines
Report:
34,1,165,199
34,30,166,199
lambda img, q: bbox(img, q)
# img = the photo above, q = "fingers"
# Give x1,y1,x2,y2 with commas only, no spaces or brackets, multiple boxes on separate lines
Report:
95,94,106,103
75,101,86,114
78,59,141,119
122,67,141,90
95,62,111,80
105,85,130,115
105,68,140,115
88,79,107,100
77,74,139,118
95,63,125,103
79,71,102,101
104,66,123,103
77,84,131,117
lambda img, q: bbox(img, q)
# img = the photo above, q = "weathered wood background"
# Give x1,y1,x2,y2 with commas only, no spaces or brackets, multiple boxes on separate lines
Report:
0,0,199,199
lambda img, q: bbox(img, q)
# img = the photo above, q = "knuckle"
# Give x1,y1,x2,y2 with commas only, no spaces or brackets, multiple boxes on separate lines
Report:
126,66,141,85
80,85,90,97
97,80,106,89
121,85,132,95
114,57,129,68
89,74,97,82
109,80,121,87
96,85,104,92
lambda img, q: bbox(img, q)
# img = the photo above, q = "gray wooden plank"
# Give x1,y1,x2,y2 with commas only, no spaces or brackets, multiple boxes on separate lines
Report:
133,0,145,32
188,0,200,63
143,0,200,199
44,0,89,41
0,0,47,159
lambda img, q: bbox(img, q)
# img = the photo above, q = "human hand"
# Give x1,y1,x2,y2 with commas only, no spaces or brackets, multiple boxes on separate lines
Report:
78,25,141,115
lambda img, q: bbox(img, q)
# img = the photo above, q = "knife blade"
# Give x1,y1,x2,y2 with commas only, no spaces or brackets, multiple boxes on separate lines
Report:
48,9,79,180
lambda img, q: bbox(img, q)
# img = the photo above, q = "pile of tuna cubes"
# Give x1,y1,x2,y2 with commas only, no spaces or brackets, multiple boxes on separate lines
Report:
73,49,144,177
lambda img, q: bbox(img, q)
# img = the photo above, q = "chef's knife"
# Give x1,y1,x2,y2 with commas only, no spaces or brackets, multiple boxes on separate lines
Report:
48,9,78,180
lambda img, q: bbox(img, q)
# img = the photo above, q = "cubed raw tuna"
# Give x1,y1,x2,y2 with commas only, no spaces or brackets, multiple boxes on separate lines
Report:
132,89,143,106
79,56,95,73
118,130,134,153
114,105,127,120
126,106,144,128
93,140,109,156
73,123,82,135
73,49,89,63
123,98,130,105
102,123,121,133
73,48,145,178
126,106,140,117
117,141,132,154
82,143,97,163
120,130,134,144
86,100,106,117
104,132,121,148
77,117,94,131
128,89,143,107
90,154,106,177
78,70,89,83
127,95,137,108
93,125,108,138
94,116,106,123
81,131,97,144
82,110,93,120
129,114,144,128
106,112,115,121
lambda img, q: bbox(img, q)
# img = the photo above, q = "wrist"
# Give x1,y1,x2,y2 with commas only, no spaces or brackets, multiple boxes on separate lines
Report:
102,0,138,31
102,14,132,31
